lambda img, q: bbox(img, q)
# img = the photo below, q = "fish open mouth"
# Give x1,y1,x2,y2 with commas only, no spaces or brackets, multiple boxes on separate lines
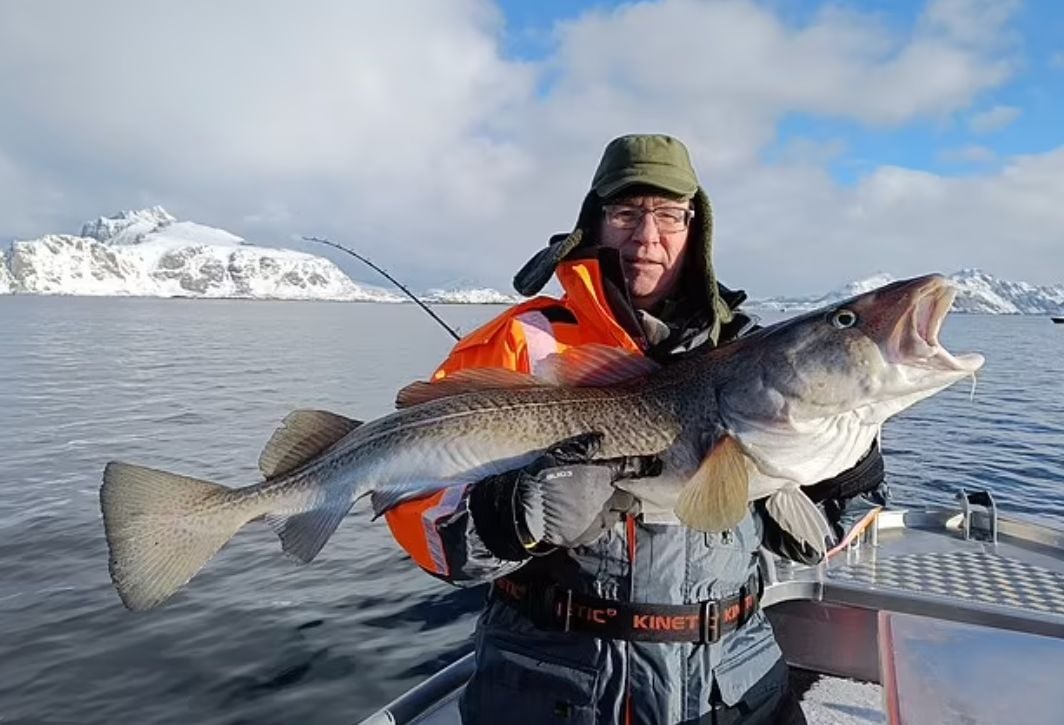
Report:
886,276,984,373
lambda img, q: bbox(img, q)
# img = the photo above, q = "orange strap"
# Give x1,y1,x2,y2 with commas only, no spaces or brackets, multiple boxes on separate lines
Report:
384,486,468,577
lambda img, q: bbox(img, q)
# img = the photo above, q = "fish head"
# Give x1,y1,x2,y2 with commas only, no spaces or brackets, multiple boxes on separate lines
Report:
719,274,985,427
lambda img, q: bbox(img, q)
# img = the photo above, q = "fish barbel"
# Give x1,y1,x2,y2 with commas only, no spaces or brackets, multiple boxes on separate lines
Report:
100,274,983,610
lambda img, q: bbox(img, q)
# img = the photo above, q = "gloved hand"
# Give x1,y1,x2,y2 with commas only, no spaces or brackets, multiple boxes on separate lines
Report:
520,434,661,548
804,439,887,538
468,432,661,560
759,440,887,564
804,439,886,503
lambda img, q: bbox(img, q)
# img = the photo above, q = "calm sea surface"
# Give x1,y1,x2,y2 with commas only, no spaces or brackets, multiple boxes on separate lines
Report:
1,296,1062,724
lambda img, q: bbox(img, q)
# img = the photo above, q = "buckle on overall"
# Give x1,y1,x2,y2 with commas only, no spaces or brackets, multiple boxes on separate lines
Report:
543,585,575,633
560,588,574,632
700,600,721,644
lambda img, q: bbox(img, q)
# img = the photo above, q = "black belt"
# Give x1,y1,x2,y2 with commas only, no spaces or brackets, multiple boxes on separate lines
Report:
490,574,761,643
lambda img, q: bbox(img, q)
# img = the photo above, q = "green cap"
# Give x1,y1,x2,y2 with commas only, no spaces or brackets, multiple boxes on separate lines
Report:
591,134,699,199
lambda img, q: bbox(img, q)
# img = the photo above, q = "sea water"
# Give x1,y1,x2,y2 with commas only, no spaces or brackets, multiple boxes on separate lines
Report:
1,296,1061,723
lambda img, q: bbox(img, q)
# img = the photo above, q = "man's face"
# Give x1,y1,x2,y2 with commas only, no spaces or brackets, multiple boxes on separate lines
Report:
598,194,692,310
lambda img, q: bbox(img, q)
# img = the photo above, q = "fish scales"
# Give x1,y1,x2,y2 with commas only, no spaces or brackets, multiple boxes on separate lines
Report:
99,274,985,610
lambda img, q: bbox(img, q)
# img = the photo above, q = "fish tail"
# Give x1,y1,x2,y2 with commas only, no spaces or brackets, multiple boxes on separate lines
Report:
100,461,248,611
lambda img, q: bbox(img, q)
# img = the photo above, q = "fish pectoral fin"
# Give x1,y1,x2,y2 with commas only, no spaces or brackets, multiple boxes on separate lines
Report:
395,369,543,408
765,488,834,557
537,344,661,387
264,501,353,563
369,481,451,518
258,410,363,479
100,461,243,611
674,435,750,532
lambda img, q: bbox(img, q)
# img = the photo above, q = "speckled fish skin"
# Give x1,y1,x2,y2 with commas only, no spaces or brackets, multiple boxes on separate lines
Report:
232,374,698,518
100,273,984,610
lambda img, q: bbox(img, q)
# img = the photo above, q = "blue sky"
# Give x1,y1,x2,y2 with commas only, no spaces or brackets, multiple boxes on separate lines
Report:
0,0,1061,296
496,0,603,57
777,0,1064,184
498,0,1064,183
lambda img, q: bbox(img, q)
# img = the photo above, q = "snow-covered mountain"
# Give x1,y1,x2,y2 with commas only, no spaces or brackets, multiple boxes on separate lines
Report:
1,207,402,301
946,268,1064,314
423,287,522,304
0,254,13,294
3,212,1059,313
751,269,1064,315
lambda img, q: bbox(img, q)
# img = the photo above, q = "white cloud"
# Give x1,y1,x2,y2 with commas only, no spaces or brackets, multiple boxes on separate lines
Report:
713,149,1064,296
0,0,1057,297
968,105,1021,133
937,144,997,163
1051,51,1064,70
0,0,545,280
918,0,1022,49
528,0,1018,170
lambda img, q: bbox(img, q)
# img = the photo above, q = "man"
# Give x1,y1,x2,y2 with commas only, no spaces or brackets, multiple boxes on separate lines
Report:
385,134,884,724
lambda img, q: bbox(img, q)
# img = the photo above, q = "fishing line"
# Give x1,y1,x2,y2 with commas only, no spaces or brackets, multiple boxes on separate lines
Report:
302,236,461,341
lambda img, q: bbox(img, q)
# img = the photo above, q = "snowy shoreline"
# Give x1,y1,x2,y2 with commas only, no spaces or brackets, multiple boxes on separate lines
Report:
2,208,1061,314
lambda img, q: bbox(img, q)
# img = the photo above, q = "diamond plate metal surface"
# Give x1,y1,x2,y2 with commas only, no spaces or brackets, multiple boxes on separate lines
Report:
829,550,1064,614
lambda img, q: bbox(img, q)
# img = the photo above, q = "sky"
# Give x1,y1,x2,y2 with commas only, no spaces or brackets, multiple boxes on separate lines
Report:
0,0,1061,297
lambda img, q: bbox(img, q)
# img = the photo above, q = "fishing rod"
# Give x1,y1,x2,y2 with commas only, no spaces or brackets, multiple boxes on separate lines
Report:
302,235,461,341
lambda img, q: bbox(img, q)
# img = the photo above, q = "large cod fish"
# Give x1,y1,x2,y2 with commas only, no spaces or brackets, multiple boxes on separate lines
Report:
100,274,983,610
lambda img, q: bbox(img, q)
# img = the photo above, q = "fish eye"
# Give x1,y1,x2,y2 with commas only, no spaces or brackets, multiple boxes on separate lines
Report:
830,308,858,329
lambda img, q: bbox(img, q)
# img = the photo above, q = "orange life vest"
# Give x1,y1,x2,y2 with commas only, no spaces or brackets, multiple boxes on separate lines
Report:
384,256,643,576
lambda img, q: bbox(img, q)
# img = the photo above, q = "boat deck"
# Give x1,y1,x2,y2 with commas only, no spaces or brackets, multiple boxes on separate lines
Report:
361,493,1064,724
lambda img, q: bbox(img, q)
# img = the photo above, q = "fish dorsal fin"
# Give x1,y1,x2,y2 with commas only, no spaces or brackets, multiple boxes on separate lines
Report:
538,344,660,387
674,434,750,532
258,410,362,479
395,368,543,409
393,344,658,409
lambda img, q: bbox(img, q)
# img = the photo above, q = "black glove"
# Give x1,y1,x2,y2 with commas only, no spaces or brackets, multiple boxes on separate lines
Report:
804,439,885,502
805,439,887,536
468,433,661,560
760,440,887,564
757,497,824,566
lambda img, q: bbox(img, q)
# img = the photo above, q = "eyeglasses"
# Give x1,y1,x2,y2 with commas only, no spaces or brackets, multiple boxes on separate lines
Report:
602,204,695,233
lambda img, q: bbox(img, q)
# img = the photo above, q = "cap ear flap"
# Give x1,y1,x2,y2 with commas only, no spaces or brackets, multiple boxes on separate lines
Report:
686,188,735,344
513,191,600,297
513,230,583,296
692,188,713,252
680,190,711,299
